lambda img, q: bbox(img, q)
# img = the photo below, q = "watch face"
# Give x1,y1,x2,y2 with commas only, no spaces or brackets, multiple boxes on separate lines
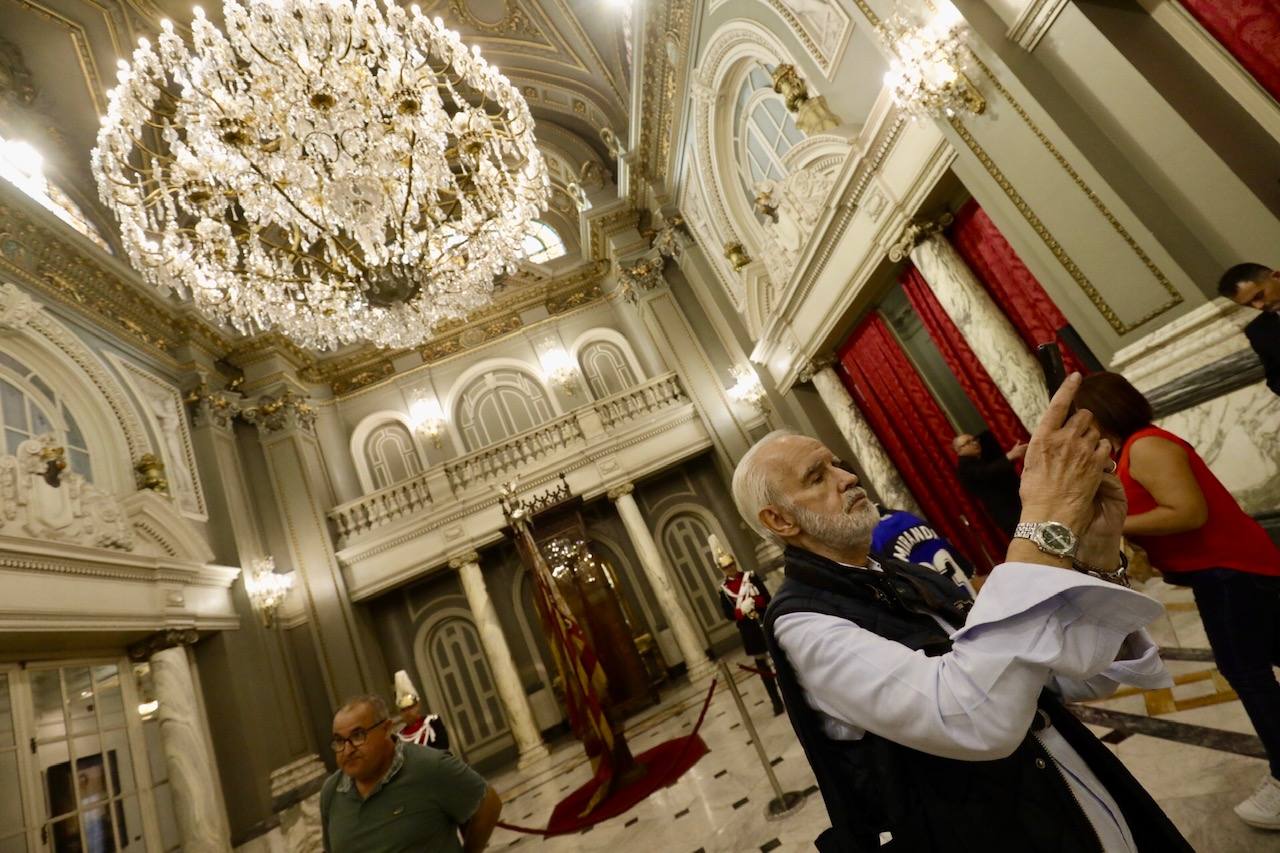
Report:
1038,522,1076,556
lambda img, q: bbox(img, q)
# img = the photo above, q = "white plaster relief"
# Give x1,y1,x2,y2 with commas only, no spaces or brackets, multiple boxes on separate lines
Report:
755,163,839,293
0,434,133,550
910,235,1048,432
107,353,207,519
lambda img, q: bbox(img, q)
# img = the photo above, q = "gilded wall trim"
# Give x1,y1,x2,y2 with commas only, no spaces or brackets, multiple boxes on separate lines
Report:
961,54,1183,334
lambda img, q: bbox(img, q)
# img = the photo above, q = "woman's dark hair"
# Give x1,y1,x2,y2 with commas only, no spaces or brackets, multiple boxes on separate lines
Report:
1074,372,1154,441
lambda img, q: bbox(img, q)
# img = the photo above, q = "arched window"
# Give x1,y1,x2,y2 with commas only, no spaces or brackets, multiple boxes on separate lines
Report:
363,422,424,490
578,341,638,399
521,221,566,263
0,351,92,481
731,68,804,203
457,369,554,451
0,136,111,252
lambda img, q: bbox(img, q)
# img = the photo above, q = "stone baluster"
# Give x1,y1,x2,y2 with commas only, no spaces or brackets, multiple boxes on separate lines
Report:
451,551,551,769
800,359,922,515
890,215,1048,432
608,484,713,679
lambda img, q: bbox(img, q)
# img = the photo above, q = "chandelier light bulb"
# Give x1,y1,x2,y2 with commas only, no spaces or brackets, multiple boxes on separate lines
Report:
93,0,550,351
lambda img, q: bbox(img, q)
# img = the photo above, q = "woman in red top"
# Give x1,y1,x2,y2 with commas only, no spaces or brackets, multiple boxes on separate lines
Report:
1076,372,1280,831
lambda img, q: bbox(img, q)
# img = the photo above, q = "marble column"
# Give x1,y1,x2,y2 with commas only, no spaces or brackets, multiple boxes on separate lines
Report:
805,361,922,515
608,484,713,678
133,631,232,853
451,551,550,769
893,220,1049,432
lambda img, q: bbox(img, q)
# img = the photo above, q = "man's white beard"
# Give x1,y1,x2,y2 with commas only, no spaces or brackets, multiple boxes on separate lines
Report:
789,497,880,552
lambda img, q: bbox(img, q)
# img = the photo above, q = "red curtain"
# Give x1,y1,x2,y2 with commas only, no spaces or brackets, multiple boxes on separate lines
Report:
948,200,1088,376
900,265,1030,452
837,314,1008,574
1178,1,1280,101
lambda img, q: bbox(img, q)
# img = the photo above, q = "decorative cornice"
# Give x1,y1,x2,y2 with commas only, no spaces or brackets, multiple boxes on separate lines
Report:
127,627,198,662
887,212,954,262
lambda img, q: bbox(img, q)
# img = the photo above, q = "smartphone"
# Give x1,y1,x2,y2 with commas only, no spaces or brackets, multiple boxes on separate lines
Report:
1036,342,1068,398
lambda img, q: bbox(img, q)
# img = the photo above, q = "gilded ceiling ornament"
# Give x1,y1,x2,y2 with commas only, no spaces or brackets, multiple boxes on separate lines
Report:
93,0,550,352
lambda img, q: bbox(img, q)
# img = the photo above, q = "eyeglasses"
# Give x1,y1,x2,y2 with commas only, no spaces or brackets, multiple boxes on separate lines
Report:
330,719,388,753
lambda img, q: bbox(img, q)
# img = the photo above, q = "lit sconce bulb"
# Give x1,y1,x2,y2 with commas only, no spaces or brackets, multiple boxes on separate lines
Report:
728,365,769,414
410,396,446,447
539,341,579,396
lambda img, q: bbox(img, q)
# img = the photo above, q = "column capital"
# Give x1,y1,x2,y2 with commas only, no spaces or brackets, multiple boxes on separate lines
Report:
448,550,481,571
796,354,836,384
606,483,635,501
242,390,317,435
128,628,198,662
887,211,954,262
185,381,242,432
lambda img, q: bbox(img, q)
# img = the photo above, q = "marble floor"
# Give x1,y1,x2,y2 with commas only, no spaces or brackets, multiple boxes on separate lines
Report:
485,576,1278,852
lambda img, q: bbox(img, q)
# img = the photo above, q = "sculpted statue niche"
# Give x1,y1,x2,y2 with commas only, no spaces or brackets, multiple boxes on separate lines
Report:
753,164,838,287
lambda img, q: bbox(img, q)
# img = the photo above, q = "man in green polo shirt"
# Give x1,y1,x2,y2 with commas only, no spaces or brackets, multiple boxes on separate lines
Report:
321,695,503,852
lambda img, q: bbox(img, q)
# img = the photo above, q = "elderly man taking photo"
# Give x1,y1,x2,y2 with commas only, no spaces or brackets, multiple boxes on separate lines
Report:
733,374,1190,852
320,694,503,852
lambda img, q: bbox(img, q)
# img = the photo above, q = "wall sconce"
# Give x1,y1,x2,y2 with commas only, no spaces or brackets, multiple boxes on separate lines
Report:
244,557,294,629
539,340,580,396
879,4,985,120
409,396,446,448
723,241,751,271
728,365,769,414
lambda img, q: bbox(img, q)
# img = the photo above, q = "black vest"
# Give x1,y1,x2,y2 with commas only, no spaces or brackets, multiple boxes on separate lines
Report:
763,546,1191,853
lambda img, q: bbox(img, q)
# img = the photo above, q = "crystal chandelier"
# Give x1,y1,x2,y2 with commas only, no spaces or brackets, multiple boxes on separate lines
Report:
92,0,550,351
879,5,985,120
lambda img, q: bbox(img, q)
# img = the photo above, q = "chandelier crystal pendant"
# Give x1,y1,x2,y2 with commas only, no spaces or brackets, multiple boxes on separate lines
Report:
92,0,550,351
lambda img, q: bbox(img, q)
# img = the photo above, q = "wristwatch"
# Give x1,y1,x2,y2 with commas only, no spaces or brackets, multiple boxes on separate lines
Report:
1013,521,1079,559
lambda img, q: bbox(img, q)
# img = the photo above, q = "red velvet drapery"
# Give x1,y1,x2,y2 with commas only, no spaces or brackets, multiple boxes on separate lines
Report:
1178,0,1280,101
837,314,1008,573
900,265,1031,452
948,200,1088,376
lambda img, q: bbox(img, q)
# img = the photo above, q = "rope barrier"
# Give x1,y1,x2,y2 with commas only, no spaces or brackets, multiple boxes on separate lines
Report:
736,663,777,680
495,676,720,836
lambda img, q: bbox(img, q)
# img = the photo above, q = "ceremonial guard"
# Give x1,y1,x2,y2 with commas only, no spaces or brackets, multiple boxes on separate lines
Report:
393,670,450,752
713,535,785,716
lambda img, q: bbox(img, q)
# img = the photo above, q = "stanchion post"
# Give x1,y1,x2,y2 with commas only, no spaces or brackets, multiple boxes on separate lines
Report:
717,660,807,820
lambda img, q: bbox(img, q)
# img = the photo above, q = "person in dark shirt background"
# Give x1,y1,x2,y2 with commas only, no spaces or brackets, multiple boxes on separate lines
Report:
1218,263,1280,397
953,430,1025,536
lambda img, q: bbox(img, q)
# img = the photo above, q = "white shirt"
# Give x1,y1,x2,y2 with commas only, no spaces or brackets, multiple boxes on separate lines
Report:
773,560,1171,852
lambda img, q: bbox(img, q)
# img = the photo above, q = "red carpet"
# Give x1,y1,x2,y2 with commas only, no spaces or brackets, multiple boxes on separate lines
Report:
543,733,710,834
